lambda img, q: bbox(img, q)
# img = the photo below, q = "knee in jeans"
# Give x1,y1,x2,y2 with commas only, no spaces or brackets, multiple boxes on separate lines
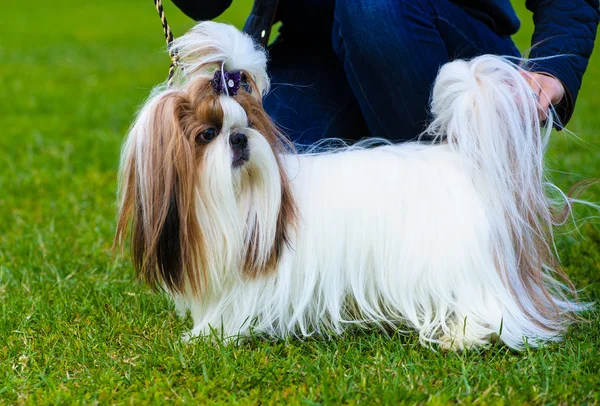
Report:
335,0,426,25
336,0,392,27
334,0,429,54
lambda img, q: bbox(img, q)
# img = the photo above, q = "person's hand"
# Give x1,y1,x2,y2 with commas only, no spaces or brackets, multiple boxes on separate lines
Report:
520,71,565,120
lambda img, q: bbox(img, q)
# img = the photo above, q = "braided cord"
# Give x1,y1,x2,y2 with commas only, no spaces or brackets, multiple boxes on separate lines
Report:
153,0,181,87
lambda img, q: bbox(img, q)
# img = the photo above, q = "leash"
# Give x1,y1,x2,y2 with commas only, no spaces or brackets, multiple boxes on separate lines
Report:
153,0,181,87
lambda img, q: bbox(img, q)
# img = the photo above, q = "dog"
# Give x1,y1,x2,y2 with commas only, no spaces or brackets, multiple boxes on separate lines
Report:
114,21,588,350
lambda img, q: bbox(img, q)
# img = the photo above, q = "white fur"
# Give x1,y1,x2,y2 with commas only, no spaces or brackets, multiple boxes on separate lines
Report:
128,23,589,351
178,143,576,350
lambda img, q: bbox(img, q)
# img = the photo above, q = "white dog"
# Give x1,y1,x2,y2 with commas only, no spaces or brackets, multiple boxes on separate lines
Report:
115,21,587,350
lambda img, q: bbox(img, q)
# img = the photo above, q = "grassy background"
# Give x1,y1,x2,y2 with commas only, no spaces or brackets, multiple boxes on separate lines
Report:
1,0,599,404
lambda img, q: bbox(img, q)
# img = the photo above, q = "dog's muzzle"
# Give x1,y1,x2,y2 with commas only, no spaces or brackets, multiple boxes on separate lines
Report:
230,132,249,167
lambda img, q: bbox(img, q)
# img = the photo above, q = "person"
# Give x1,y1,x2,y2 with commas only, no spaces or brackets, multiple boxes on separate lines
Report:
171,0,599,145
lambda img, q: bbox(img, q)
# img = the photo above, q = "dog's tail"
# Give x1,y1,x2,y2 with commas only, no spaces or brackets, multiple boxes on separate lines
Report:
425,55,586,345
170,21,269,96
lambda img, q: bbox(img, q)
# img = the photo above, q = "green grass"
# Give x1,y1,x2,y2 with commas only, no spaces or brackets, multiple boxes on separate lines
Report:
1,0,599,404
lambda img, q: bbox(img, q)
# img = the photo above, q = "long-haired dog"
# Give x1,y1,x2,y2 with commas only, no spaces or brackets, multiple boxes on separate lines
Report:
115,21,590,350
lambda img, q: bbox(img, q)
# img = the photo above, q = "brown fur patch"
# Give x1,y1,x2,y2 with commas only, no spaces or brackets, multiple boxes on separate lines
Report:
115,79,228,295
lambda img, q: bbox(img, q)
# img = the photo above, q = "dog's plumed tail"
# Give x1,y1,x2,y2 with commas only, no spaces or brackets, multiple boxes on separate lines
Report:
171,21,270,97
426,55,584,347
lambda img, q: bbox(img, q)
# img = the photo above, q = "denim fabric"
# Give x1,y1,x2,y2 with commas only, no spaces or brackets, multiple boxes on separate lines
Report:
171,0,598,129
264,39,371,146
264,0,520,145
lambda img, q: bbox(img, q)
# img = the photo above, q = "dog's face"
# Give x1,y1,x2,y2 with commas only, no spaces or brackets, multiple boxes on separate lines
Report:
115,75,296,297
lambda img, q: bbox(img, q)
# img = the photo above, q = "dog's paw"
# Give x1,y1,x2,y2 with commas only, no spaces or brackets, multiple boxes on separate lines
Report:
438,329,493,351
438,334,473,351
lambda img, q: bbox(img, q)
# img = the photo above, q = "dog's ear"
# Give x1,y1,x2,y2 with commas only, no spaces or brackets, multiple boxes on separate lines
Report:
115,90,205,294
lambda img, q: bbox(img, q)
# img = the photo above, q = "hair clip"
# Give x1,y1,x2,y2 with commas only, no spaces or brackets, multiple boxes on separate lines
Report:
211,68,242,97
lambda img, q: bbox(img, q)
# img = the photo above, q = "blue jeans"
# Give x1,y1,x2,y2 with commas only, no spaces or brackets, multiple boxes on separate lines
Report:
264,0,520,145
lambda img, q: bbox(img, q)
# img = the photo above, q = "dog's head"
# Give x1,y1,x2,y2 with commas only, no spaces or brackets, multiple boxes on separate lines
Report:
115,22,296,296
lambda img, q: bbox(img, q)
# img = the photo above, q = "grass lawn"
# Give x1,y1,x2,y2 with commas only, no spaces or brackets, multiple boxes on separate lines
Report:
1,0,599,404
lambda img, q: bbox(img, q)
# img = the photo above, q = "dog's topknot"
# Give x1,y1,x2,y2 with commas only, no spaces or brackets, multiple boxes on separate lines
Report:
171,21,270,96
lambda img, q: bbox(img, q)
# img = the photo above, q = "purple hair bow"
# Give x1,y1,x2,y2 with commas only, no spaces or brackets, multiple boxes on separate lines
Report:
211,69,242,96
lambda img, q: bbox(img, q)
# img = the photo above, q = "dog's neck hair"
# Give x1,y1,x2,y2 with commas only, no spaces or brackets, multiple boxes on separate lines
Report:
189,94,294,295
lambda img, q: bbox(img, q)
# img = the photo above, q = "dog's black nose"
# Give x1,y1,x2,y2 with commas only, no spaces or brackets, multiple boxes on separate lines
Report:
230,132,248,150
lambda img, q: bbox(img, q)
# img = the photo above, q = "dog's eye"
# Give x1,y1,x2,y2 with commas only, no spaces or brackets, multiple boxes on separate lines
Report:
196,128,218,143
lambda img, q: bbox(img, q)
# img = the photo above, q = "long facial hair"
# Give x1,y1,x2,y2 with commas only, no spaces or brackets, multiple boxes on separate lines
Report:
114,76,296,297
